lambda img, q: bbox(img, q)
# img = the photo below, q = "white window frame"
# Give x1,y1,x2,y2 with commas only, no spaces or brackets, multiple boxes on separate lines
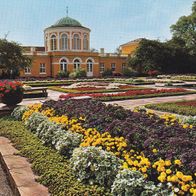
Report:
100,63,105,73
60,59,67,72
74,59,81,70
24,67,31,74
51,35,57,51
40,63,46,74
111,63,116,71
73,34,81,50
61,34,68,50
122,63,126,71
87,59,93,72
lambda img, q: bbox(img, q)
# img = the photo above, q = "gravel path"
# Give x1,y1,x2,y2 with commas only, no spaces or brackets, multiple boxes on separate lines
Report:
0,163,13,196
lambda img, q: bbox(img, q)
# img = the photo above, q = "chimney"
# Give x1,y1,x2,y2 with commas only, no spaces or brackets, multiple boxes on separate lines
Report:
100,48,105,55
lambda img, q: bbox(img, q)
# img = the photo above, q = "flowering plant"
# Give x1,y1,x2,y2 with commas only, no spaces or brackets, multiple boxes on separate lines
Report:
0,80,24,105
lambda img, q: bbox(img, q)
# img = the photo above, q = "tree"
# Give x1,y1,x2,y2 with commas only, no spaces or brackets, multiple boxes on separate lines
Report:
170,1,196,55
128,39,170,74
0,39,31,78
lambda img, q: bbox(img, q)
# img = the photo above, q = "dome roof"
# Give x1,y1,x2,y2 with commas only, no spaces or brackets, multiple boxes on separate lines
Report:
51,16,82,27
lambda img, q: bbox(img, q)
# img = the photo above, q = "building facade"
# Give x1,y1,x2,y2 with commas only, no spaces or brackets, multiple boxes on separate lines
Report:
20,16,139,78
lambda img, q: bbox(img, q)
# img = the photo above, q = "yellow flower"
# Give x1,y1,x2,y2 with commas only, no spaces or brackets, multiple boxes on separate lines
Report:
181,184,190,192
152,148,158,153
174,159,182,165
165,160,171,166
166,169,172,174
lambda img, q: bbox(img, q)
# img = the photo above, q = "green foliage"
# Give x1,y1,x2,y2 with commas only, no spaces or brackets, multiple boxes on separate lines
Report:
111,169,172,196
122,67,138,77
57,71,69,78
70,146,122,187
36,120,64,146
0,39,31,76
25,112,48,133
55,131,83,157
170,1,196,55
146,101,196,116
102,69,113,77
69,69,87,79
11,105,28,120
0,118,110,196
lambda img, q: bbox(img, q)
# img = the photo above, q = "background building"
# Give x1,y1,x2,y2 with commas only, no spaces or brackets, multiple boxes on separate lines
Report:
20,16,139,78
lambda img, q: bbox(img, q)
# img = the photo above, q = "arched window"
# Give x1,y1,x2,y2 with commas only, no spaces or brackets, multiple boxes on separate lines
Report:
73,34,81,50
87,59,93,72
51,35,57,51
74,59,80,70
61,34,68,50
60,59,67,72
83,34,88,50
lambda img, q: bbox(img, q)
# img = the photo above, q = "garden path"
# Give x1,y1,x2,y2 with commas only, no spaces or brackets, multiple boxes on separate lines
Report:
0,162,13,196
105,93,196,110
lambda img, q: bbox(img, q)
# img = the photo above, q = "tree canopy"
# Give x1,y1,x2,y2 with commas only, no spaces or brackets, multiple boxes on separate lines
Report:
128,1,196,74
170,1,196,55
0,39,31,72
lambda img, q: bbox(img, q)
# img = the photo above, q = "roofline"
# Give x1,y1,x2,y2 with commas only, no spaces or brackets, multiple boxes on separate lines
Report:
120,39,143,47
44,26,91,32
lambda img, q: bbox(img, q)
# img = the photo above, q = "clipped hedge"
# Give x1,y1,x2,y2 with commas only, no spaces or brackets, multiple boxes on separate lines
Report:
146,101,196,116
0,117,110,196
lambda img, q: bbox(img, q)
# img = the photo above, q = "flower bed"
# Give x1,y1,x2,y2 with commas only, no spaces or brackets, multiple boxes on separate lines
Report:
59,88,195,101
146,100,196,116
9,101,196,195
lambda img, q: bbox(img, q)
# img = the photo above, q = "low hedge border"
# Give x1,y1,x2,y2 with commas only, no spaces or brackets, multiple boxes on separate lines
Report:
49,86,148,94
146,101,196,116
97,91,196,101
0,117,110,196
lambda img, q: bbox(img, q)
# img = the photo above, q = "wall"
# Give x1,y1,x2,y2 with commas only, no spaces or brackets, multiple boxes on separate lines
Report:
121,42,139,55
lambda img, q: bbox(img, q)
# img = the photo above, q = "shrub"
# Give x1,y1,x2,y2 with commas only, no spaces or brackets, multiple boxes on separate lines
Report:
122,67,137,77
25,112,48,133
57,71,69,78
70,146,122,187
76,69,86,78
111,169,172,196
11,105,28,120
102,69,113,77
36,120,64,146
55,131,83,157
69,71,77,79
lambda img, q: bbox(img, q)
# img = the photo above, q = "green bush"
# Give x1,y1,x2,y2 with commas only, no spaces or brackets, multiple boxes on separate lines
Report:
0,118,110,196
69,69,87,79
102,69,113,77
122,67,138,77
57,71,69,78
55,131,83,157
70,146,122,187
111,169,172,196
25,112,48,133
11,105,28,120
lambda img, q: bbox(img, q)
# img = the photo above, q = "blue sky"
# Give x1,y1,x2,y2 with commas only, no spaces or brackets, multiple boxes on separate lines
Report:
0,0,194,52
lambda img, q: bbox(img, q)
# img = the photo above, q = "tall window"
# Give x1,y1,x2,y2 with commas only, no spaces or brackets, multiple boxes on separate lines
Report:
24,67,31,74
73,34,81,50
60,59,67,71
100,63,105,72
122,63,126,71
61,34,68,50
51,35,57,51
111,63,116,71
40,63,46,74
87,59,93,72
83,34,88,50
74,59,80,70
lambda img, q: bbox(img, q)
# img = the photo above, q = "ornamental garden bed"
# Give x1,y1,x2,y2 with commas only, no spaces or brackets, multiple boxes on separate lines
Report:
59,88,196,101
4,100,196,195
146,100,196,116
49,82,148,94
